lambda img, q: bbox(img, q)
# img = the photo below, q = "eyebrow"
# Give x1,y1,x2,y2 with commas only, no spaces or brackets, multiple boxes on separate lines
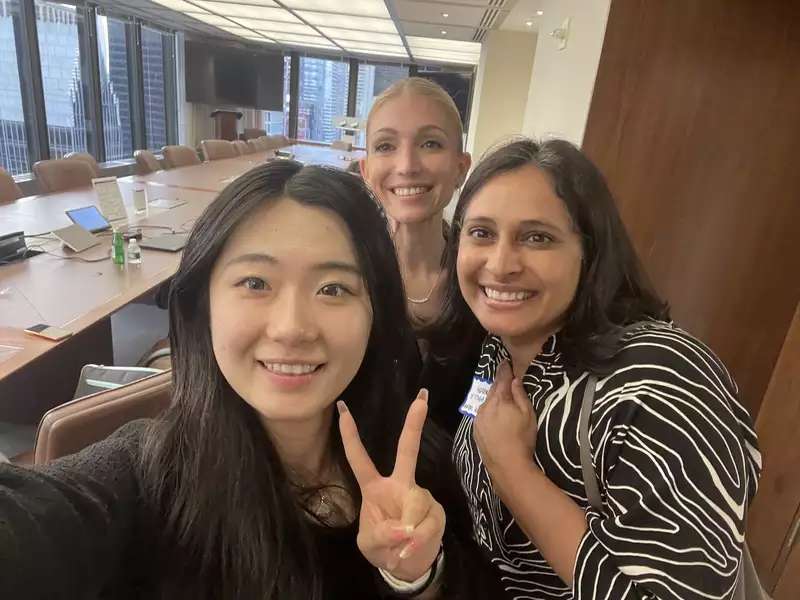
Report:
463,216,565,231
372,125,449,138
223,253,362,276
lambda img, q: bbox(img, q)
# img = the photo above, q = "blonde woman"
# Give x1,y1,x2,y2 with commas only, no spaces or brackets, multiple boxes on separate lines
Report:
360,77,471,326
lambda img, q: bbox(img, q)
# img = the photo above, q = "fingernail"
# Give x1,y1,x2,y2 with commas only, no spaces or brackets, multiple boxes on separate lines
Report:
336,401,348,415
398,540,416,560
418,388,429,402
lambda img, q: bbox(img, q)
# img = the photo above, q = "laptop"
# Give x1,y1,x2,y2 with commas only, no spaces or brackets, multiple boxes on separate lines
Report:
65,205,111,233
139,233,188,252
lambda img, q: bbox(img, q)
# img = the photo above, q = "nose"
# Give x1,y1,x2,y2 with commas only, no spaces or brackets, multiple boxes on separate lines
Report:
485,239,522,278
265,290,319,346
395,142,422,176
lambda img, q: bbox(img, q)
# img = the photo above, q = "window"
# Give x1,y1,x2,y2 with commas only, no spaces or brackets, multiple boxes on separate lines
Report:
297,56,349,144
0,0,28,175
141,26,171,151
35,0,89,159
355,63,408,147
96,14,132,161
263,55,291,136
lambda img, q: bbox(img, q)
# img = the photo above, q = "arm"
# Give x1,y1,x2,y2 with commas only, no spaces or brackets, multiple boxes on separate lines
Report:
0,421,146,598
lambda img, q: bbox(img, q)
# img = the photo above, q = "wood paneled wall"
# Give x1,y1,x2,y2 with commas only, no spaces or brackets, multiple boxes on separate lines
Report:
582,0,800,418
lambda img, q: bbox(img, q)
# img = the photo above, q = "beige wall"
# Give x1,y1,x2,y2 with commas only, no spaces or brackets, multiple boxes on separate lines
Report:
467,29,538,161
521,0,611,145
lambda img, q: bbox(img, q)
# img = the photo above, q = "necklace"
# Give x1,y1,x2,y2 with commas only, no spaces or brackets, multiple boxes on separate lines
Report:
406,270,443,304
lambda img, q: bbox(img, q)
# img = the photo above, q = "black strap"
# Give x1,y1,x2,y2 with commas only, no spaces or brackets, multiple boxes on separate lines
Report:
579,374,602,511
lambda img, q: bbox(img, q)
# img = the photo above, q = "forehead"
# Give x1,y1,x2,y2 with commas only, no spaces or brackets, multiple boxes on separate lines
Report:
368,92,459,139
465,166,573,229
217,197,357,265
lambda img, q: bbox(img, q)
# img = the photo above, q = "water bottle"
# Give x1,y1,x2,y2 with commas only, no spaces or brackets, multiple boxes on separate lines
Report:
127,238,142,265
112,229,125,265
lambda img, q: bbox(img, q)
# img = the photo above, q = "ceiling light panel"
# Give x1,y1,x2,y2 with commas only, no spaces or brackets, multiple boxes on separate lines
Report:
190,2,298,21
268,32,332,44
188,0,278,5
297,12,398,33
150,0,208,13
341,40,405,52
406,36,481,54
349,47,409,58
188,13,236,26
317,27,401,45
280,0,390,19
411,50,479,64
231,19,316,35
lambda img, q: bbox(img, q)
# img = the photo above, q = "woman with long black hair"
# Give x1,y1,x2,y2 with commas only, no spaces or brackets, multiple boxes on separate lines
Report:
0,161,500,599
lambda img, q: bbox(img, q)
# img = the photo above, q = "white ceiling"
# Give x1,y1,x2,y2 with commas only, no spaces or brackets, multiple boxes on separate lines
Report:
95,0,522,66
498,0,544,32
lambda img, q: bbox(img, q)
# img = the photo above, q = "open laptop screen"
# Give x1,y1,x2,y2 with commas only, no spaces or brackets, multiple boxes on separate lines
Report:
65,205,111,233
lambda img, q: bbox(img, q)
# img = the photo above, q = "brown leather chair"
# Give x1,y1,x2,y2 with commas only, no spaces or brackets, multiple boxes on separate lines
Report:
161,145,201,169
134,149,161,174
32,159,95,193
242,127,266,140
201,139,238,161
331,140,353,151
64,151,102,177
277,135,291,147
232,140,251,155
33,370,172,464
0,167,23,203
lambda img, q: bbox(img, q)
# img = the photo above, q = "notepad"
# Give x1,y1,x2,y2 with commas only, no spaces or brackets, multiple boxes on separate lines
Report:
92,176,127,223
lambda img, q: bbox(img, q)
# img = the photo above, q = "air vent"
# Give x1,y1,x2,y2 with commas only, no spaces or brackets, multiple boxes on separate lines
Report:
473,0,510,42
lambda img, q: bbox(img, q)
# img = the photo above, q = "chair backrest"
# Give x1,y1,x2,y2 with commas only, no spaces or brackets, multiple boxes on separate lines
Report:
277,135,291,147
133,149,161,174
246,139,262,153
33,370,172,464
64,151,102,177
201,139,238,161
0,166,23,203
32,159,95,193
263,135,285,151
161,145,201,169
331,140,353,151
242,127,266,140
232,140,251,155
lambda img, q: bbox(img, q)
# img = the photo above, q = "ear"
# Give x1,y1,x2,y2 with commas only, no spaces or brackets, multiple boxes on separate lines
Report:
358,158,369,181
456,152,472,188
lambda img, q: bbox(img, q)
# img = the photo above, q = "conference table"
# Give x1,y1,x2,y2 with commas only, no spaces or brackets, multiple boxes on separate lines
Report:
0,143,363,425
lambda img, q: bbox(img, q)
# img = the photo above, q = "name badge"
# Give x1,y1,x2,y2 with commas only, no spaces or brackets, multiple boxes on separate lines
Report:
459,377,493,418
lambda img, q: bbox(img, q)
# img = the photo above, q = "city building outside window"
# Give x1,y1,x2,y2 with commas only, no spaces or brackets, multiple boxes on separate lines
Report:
0,0,29,175
96,14,133,161
354,63,408,148
296,55,349,144
142,26,170,151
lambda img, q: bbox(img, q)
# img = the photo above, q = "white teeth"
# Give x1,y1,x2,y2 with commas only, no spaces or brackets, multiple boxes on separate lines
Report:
393,186,429,197
262,362,318,375
484,287,534,302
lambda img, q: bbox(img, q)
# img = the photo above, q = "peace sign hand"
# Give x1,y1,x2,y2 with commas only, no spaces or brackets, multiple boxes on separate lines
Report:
337,389,445,583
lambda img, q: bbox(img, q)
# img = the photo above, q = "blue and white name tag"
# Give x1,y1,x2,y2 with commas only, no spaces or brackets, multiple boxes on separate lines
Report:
459,376,493,418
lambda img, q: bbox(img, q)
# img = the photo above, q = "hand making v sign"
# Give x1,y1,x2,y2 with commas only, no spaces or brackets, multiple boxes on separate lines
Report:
337,389,445,585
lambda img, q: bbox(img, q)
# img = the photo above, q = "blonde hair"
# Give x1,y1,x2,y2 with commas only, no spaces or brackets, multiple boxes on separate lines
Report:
366,77,464,152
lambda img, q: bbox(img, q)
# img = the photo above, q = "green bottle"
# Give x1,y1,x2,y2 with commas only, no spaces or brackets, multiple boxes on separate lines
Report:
112,229,125,265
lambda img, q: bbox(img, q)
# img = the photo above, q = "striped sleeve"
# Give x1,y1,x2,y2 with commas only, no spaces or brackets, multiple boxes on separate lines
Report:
572,327,761,600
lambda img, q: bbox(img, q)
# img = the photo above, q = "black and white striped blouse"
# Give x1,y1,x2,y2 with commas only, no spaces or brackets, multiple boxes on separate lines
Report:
453,321,761,600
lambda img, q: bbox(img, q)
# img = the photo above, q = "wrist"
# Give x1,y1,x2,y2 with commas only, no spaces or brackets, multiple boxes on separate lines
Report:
378,546,444,597
489,454,540,498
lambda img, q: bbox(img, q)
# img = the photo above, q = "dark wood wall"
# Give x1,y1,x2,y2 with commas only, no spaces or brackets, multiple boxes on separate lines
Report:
582,0,800,418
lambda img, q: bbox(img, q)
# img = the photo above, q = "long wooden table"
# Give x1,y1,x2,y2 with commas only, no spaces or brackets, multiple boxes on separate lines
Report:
0,143,363,422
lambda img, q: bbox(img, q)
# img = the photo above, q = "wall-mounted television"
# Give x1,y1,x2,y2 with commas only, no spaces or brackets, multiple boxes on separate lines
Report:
185,40,284,111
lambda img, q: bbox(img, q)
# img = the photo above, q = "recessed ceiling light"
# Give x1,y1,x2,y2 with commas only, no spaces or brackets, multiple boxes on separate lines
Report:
442,12,448,18
536,10,544,16
525,20,533,27
441,30,447,35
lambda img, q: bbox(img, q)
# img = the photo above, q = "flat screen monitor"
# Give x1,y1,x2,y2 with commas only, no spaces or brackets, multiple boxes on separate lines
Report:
65,205,111,233
185,41,284,111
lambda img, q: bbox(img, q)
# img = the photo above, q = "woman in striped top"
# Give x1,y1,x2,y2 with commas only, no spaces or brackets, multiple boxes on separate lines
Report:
427,138,761,599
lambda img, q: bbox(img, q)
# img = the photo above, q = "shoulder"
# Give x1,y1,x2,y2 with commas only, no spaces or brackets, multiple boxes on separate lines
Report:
604,321,736,392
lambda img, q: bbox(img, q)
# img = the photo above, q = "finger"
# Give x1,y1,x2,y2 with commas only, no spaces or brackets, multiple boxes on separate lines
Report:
391,390,429,485
400,486,434,530
367,519,414,550
399,504,446,561
511,376,530,412
337,401,380,487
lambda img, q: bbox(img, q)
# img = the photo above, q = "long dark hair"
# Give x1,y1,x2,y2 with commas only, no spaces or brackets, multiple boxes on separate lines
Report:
139,161,421,598
429,138,670,373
